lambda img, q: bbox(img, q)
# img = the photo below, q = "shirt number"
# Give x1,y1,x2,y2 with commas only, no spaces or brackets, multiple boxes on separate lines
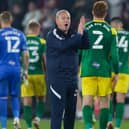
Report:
29,46,39,63
92,30,103,49
118,36,128,52
5,36,20,53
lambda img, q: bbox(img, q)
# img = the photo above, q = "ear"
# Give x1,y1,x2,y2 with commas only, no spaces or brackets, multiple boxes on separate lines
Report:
92,11,94,16
104,12,107,18
10,16,13,24
120,22,123,28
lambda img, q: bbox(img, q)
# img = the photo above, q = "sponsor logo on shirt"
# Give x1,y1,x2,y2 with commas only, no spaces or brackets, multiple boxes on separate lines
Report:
92,62,100,69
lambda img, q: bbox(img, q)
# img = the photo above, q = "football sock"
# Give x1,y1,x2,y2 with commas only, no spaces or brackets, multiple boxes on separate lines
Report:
83,105,92,129
91,105,94,116
99,108,109,129
36,101,45,118
0,98,7,129
24,105,32,128
115,103,124,128
108,100,113,122
11,96,20,118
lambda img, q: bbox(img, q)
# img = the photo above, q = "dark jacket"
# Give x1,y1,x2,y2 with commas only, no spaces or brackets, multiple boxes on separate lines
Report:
46,27,89,84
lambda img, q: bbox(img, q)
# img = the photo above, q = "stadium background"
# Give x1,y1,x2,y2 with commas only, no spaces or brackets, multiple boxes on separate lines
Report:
0,0,129,120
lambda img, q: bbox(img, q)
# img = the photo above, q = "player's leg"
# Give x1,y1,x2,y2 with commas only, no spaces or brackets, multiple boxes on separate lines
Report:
0,80,8,129
83,95,93,129
114,74,129,129
92,97,98,124
98,77,112,129
9,69,21,129
33,96,45,129
76,93,82,119
11,96,20,119
107,73,114,129
21,75,34,129
99,96,109,129
63,83,77,129
82,77,97,129
107,94,114,129
23,97,33,129
11,95,21,129
108,73,115,127
49,82,65,129
76,77,82,119
115,93,125,129
36,97,45,119
32,75,46,129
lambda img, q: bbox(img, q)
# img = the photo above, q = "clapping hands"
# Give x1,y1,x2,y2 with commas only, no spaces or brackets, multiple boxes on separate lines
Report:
78,16,86,35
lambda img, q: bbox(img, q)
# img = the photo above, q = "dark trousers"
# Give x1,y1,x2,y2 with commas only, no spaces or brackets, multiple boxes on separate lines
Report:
49,81,77,129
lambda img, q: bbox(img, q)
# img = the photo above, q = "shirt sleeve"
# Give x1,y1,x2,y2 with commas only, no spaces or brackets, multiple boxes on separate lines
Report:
79,29,89,49
40,38,46,53
20,33,28,51
111,28,119,74
78,49,83,65
128,34,129,55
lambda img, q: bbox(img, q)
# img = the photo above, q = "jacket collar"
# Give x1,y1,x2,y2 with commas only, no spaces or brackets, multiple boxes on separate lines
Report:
55,27,75,38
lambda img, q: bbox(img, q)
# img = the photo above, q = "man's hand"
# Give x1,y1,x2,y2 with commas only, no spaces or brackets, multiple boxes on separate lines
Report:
112,74,119,90
22,70,28,85
23,70,28,80
78,16,86,35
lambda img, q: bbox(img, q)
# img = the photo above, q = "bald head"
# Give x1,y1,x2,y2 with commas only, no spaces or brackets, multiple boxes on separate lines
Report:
55,10,71,34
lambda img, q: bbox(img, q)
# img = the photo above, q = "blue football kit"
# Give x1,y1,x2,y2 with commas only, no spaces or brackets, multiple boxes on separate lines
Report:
0,27,27,96
0,27,27,129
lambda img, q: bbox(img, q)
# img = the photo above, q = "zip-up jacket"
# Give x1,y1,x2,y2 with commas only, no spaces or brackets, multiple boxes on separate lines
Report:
46,27,89,84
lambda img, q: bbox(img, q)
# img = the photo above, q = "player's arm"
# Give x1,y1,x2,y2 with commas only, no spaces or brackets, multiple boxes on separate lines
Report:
22,50,29,73
42,53,46,73
78,49,82,74
111,28,119,74
40,38,46,73
128,34,129,64
111,28,119,87
21,33,29,78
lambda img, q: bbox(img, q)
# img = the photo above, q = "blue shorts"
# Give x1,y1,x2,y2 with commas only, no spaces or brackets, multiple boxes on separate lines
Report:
0,65,20,97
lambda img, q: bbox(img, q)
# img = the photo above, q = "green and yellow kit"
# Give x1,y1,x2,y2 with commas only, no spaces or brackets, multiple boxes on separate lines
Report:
27,35,46,75
81,20,119,77
81,20,119,96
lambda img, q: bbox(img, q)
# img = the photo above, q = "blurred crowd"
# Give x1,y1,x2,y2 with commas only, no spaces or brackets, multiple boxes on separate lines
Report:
0,0,129,38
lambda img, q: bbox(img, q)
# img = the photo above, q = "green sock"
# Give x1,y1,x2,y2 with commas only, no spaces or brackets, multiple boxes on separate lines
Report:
115,103,124,128
99,108,109,129
108,100,113,122
91,104,95,123
23,105,32,128
91,105,94,116
36,101,45,118
82,105,92,129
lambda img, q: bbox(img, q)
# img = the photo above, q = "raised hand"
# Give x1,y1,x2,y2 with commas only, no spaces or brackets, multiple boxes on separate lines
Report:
80,16,86,25
78,16,86,35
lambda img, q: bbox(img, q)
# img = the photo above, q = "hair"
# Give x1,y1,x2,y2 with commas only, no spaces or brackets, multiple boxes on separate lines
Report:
0,11,13,23
93,1,108,18
56,9,70,18
27,20,40,32
110,17,122,24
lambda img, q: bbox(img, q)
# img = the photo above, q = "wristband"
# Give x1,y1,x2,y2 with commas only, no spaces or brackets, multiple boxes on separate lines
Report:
24,70,28,74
